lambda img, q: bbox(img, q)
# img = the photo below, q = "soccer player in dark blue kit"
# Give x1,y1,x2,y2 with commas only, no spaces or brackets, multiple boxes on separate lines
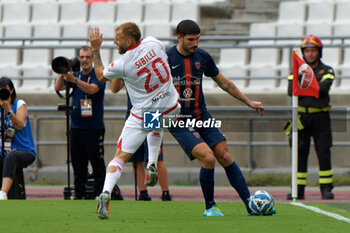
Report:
167,20,269,216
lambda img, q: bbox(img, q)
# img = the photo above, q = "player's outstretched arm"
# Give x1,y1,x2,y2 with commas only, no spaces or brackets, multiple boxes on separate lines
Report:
212,72,264,116
89,26,108,83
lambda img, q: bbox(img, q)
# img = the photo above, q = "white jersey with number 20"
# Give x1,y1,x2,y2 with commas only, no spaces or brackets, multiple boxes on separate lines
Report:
103,36,179,117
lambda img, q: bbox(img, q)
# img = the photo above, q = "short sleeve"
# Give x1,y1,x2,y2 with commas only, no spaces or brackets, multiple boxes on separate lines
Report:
203,51,219,78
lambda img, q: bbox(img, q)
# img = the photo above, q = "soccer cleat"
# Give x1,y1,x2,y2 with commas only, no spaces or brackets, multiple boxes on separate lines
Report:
203,205,224,217
144,164,158,187
96,192,110,220
264,207,276,216
0,191,8,200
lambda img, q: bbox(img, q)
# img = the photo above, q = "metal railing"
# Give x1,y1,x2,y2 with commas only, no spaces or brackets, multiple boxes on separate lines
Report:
28,106,350,174
2,35,350,82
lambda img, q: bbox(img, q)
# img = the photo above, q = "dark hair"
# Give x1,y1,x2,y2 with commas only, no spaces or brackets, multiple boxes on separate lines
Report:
79,45,92,53
116,22,141,43
0,76,16,104
176,20,201,37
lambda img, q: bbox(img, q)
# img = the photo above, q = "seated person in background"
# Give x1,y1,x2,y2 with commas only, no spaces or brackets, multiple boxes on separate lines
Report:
0,77,36,200
110,79,171,201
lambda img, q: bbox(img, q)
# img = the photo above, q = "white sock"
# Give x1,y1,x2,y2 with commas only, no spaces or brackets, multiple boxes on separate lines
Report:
0,191,7,200
146,130,163,169
102,158,125,197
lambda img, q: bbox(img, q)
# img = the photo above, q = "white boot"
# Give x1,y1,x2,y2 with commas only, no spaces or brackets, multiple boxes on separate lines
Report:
0,191,8,200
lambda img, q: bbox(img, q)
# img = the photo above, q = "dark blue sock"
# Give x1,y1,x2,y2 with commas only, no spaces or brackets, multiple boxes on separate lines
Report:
199,167,216,210
224,162,251,213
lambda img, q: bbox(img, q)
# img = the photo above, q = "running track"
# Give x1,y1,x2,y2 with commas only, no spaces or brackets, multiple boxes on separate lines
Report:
25,186,350,203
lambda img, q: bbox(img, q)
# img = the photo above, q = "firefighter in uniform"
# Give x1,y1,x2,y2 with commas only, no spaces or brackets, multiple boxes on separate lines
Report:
287,35,335,200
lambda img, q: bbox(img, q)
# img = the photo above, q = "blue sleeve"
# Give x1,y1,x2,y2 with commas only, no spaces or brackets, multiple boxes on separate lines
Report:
90,73,106,91
203,51,219,77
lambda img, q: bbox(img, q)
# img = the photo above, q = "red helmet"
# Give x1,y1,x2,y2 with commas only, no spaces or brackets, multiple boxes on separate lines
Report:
301,34,323,58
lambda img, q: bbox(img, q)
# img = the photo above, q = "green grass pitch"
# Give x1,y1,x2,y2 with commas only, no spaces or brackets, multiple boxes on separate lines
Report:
0,201,349,233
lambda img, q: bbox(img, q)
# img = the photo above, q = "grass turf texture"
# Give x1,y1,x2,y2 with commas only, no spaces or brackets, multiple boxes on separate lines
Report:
0,201,349,233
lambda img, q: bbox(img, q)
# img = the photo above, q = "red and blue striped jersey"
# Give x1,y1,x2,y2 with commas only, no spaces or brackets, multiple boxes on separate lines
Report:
166,46,219,118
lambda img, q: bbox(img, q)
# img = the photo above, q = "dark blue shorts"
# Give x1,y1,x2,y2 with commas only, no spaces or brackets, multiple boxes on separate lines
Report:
128,140,164,162
168,110,226,160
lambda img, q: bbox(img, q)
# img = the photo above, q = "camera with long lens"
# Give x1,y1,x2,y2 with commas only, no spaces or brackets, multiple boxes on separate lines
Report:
0,88,10,100
51,56,80,74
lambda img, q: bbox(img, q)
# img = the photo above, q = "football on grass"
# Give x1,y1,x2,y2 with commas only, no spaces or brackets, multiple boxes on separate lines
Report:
248,190,274,215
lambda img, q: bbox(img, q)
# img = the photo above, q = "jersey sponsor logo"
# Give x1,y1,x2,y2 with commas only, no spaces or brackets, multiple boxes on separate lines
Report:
173,76,201,86
152,91,170,103
143,110,161,129
183,88,193,98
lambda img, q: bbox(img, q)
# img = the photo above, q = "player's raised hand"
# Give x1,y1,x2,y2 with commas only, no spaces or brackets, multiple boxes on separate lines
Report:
89,26,103,51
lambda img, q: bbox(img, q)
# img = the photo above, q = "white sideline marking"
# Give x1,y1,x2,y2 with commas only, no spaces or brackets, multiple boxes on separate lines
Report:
291,202,350,224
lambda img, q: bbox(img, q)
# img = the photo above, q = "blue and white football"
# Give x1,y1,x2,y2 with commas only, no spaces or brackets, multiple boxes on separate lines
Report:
248,190,274,215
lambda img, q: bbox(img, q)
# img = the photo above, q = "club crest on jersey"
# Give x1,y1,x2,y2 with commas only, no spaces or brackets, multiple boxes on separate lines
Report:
143,110,161,129
195,61,200,70
183,88,193,98
193,132,201,139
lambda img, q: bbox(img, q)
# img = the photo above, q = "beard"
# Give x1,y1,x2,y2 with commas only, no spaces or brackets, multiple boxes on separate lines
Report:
182,41,197,55
118,46,128,55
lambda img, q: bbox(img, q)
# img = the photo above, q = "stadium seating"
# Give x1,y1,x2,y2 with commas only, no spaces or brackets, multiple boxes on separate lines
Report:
88,1,116,25
1,0,350,92
115,2,144,25
143,1,171,25
3,24,32,45
0,49,19,68
249,23,276,44
276,1,306,24
334,1,350,23
61,24,89,45
32,24,61,45
306,1,335,24
170,2,199,27
20,67,51,91
219,66,247,89
1,3,31,25
322,47,342,70
97,24,116,45
337,67,350,90
0,67,21,88
247,67,278,90
31,2,59,25
59,2,89,25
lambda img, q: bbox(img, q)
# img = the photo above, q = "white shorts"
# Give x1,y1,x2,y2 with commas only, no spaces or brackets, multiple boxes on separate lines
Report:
116,102,180,154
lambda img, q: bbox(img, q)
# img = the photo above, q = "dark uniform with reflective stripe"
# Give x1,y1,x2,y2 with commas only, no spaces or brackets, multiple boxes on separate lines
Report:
287,61,335,197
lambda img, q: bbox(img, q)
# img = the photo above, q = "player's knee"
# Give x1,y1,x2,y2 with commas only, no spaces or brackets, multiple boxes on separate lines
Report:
200,153,216,168
216,151,233,166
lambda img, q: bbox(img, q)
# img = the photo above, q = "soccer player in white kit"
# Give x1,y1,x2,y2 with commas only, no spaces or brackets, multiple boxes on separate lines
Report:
89,22,180,219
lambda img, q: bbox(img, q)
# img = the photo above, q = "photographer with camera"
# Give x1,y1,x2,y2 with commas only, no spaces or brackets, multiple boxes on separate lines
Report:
0,77,36,200
54,46,106,199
